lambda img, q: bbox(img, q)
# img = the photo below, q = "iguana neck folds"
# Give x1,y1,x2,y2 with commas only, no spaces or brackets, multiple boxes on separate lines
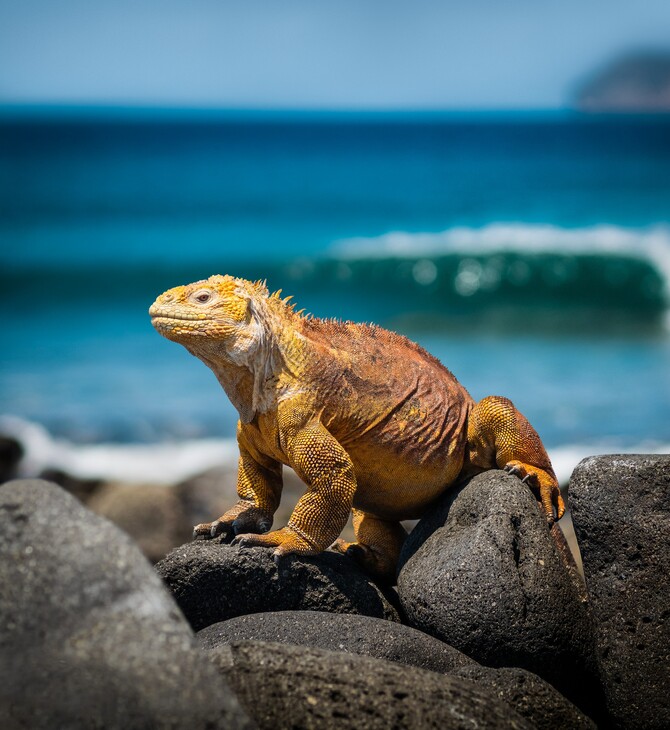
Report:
184,289,305,423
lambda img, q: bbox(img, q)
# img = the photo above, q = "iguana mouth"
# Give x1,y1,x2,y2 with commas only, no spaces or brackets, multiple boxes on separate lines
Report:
149,305,212,323
151,313,212,322
150,313,214,339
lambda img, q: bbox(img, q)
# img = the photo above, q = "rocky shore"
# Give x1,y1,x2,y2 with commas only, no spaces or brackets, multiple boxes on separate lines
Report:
1,455,668,728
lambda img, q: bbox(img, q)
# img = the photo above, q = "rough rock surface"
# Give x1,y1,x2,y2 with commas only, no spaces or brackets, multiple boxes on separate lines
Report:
0,479,252,730
397,470,597,712
209,640,534,729
570,454,670,730
156,540,399,631
452,664,595,730
198,610,473,674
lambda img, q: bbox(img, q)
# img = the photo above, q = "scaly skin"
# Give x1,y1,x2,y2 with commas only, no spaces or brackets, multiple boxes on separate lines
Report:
150,274,564,579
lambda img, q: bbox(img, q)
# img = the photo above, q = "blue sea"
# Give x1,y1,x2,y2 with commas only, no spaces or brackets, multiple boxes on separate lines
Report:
1,109,669,483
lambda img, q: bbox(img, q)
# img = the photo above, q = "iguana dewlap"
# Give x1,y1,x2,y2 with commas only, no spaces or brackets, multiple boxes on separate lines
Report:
150,274,563,578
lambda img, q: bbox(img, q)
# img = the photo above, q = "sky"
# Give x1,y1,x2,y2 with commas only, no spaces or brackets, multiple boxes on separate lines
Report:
0,0,669,109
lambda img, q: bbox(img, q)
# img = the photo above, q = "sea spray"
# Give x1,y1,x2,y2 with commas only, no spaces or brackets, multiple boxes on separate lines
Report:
0,415,238,484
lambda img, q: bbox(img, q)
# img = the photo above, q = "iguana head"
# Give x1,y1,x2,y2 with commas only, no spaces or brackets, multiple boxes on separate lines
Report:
149,274,270,364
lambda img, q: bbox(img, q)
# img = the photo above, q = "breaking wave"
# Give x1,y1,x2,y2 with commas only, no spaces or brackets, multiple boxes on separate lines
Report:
335,222,670,265
326,223,670,313
3,223,669,324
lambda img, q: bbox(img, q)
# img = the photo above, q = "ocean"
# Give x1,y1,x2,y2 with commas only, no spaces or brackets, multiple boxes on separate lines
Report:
1,109,669,484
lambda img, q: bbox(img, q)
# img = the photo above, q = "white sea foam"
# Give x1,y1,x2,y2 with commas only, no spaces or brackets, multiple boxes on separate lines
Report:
334,223,670,296
2,414,667,488
0,415,238,485
549,442,670,485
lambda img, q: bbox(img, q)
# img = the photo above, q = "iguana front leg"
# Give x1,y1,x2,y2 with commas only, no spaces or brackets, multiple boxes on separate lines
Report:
193,435,282,540
467,395,565,522
233,414,356,560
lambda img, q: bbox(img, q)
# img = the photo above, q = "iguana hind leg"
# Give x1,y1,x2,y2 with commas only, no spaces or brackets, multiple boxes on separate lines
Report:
467,395,565,522
332,509,407,581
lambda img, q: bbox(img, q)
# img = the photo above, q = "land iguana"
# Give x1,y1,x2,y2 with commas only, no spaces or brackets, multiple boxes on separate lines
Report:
150,274,564,578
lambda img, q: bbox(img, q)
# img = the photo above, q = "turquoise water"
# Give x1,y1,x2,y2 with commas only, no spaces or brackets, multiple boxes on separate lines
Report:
1,110,669,460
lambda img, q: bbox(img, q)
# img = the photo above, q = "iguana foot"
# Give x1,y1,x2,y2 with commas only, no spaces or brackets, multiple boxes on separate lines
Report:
232,525,317,561
192,505,272,541
331,538,397,581
332,512,406,581
192,520,229,540
503,460,565,524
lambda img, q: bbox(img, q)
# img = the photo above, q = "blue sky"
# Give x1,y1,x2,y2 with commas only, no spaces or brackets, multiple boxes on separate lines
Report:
1,0,669,109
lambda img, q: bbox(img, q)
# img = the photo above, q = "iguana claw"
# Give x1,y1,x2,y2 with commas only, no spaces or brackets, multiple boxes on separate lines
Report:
192,505,274,542
232,526,317,557
503,460,565,524
192,520,226,540
503,463,524,479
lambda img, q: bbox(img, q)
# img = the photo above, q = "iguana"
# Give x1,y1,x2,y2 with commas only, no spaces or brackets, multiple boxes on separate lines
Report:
150,274,564,578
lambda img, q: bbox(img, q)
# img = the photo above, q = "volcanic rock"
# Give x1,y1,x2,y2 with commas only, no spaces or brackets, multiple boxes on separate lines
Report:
570,454,670,729
209,640,533,729
0,479,252,730
197,609,472,674
156,540,399,631
452,664,595,729
397,470,597,712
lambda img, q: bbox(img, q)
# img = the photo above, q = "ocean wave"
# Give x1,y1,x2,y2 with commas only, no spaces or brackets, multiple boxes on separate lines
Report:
2,415,668,488
0,415,238,484
333,222,670,294
333,223,670,288
2,223,668,327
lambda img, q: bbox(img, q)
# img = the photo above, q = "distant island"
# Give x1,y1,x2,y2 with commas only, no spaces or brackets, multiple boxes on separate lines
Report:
574,52,670,112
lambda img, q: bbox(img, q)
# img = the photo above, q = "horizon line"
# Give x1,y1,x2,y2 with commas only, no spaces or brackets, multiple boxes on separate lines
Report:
1,103,667,121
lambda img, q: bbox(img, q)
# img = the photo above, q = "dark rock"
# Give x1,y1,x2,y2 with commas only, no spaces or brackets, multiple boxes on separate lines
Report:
156,540,399,631
87,482,191,562
397,470,598,714
570,454,670,730
209,640,534,729
0,479,252,730
452,664,595,730
0,436,22,483
198,610,473,674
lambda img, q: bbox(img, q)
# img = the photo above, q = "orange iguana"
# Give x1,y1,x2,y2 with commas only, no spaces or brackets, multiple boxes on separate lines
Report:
150,274,564,578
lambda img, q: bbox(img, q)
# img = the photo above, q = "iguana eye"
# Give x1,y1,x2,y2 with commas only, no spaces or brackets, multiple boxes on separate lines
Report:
195,291,211,303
